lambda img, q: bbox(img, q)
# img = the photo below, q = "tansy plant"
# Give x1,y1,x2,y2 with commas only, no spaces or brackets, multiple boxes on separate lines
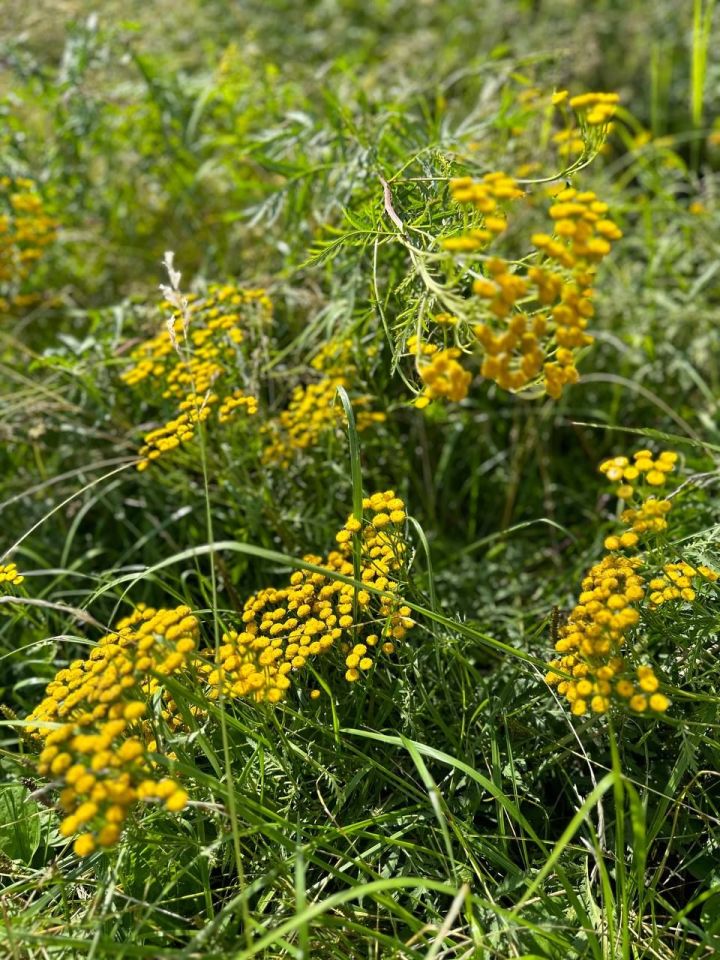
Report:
546,449,719,718
23,492,414,855
121,283,269,471
415,172,621,404
0,176,58,314
24,604,198,858
122,289,386,473
389,92,622,405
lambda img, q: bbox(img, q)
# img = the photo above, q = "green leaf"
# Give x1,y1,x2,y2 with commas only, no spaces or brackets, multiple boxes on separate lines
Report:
0,785,41,864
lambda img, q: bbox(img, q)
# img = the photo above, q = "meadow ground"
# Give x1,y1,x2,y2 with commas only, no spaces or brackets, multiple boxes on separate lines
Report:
1,2,720,957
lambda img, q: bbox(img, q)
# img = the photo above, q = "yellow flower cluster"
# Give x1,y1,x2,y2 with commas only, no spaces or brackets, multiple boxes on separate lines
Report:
0,562,24,586
647,561,718,608
0,176,57,311
441,173,525,251
606,499,673,549
552,127,612,160
473,258,548,392
569,92,620,127
263,378,344,465
262,340,385,465
545,553,670,715
535,190,621,262
547,447,719,719
137,394,215,470
121,285,269,470
599,449,677,497
473,257,592,399
218,390,259,423
24,491,414,856
199,491,412,701
417,347,473,405
547,91,618,160
448,172,525,209
26,605,197,856
552,90,620,126
436,174,621,400
602,449,719,596
354,401,388,432
600,450,677,549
